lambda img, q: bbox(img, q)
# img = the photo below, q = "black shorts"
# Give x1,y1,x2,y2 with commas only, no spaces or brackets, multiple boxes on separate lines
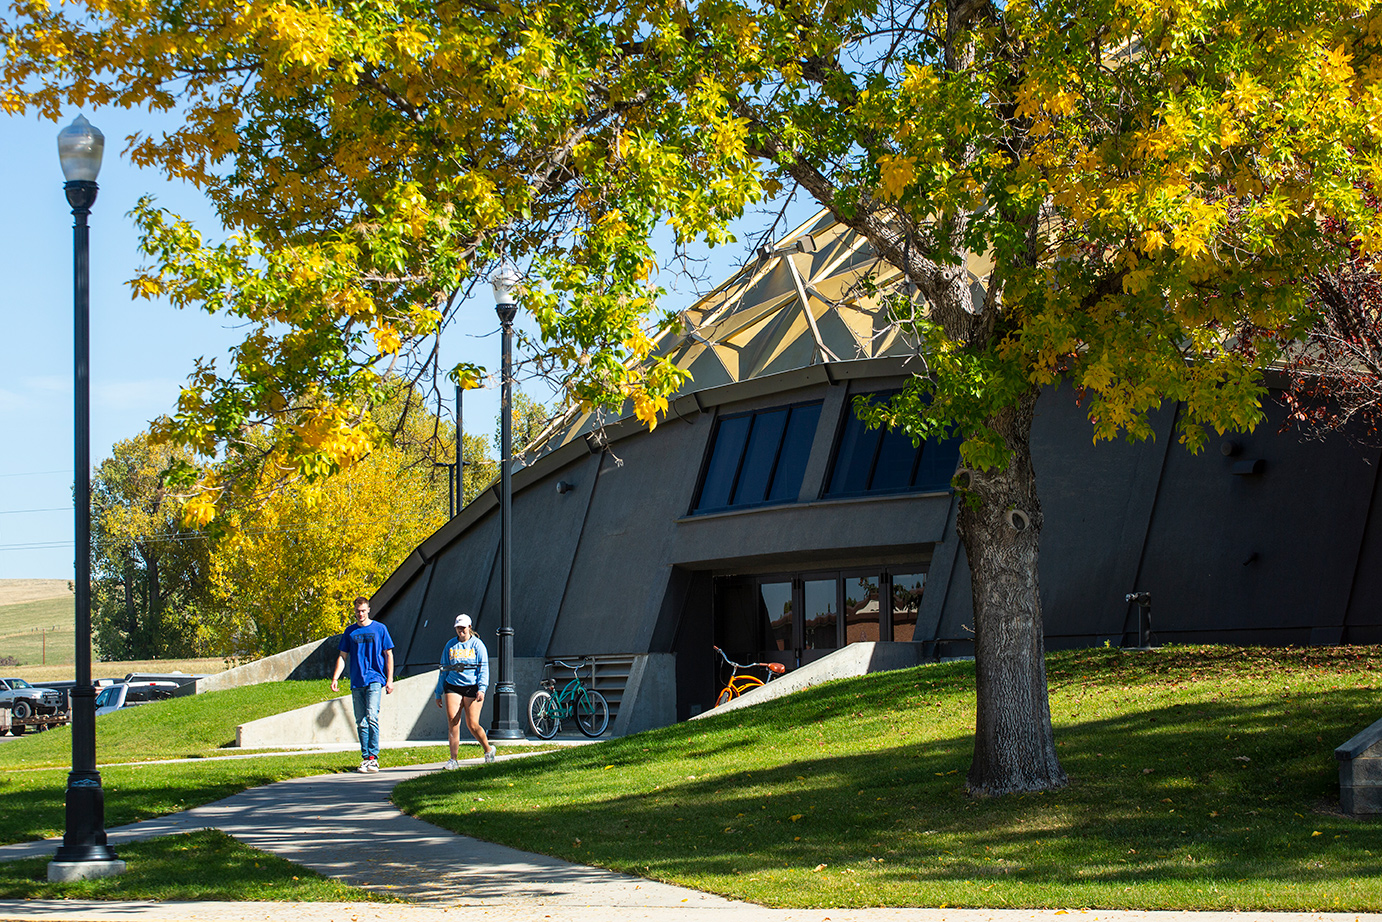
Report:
444,682,481,699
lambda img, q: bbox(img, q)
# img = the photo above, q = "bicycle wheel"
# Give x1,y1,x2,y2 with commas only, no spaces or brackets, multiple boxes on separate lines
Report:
528,690,560,739
715,687,734,707
575,689,609,737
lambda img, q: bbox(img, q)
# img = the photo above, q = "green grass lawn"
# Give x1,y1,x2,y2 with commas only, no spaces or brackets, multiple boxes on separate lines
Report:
0,829,397,902
394,645,1382,912
0,679,346,767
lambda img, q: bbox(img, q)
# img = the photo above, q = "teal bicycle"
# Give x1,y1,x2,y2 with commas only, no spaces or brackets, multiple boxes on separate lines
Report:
528,658,610,739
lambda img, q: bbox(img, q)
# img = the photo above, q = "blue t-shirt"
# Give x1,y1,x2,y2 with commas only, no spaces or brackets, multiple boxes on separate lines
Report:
434,635,490,699
338,620,394,689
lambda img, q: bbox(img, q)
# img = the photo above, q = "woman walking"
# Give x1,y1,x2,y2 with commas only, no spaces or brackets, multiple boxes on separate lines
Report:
435,613,496,768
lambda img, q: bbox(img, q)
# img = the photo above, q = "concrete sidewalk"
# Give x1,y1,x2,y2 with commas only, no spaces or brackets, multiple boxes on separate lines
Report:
1,753,1379,922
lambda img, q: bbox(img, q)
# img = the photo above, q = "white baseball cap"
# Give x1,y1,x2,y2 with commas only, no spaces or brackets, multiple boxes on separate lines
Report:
454,614,472,628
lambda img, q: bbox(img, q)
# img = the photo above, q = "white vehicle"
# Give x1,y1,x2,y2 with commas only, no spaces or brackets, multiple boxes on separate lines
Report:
94,681,180,716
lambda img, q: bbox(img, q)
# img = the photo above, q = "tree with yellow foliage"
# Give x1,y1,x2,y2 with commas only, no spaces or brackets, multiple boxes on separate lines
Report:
201,381,488,656
205,436,450,657
6,0,1381,794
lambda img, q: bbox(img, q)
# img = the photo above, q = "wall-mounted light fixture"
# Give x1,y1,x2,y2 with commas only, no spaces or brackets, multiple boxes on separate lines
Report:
757,234,817,262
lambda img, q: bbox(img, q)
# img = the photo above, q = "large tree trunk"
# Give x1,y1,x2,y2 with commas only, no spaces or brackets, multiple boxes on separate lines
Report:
957,387,1067,796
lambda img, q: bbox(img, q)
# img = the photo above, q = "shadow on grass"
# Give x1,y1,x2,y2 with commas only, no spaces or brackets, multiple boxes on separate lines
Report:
395,654,1382,901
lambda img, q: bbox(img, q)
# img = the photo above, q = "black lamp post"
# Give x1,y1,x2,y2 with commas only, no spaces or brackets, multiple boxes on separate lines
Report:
49,115,124,882
489,262,524,740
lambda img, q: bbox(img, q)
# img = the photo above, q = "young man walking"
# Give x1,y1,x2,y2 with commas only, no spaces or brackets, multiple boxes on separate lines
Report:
331,596,395,773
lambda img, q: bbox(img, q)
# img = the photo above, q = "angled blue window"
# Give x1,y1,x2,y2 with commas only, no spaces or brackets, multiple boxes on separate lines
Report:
693,402,824,513
732,409,789,505
767,403,822,502
696,416,751,511
824,392,961,498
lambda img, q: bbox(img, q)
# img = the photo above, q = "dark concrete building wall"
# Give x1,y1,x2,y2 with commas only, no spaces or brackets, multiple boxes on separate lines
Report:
369,358,1382,711
547,414,713,656
1029,389,1179,647
1134,398,1381,647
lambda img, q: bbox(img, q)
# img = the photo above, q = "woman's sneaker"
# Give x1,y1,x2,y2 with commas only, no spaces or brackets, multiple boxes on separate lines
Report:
358,759,372,773
484,746,496,763
366,757,380,773
443,758,459,770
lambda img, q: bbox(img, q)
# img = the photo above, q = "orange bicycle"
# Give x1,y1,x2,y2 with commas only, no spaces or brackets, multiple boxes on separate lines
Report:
713,645,786,707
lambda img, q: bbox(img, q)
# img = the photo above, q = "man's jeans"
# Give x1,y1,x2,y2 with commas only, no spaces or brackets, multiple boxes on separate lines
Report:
351,682,383,760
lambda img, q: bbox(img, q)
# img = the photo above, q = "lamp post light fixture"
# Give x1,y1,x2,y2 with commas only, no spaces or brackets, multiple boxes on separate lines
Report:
489,261,525,740
50,115,125,882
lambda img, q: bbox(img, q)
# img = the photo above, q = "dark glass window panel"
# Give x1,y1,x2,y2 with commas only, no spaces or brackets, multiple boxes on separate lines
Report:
827,409,882,495
715,578,760,653
803,579,838,650
912,436,962,492
767,403,822,502
759,582,793,651
732,409,789,505
695,415,751,511
890,573,925,642
870,428,921,492
844,574,881,643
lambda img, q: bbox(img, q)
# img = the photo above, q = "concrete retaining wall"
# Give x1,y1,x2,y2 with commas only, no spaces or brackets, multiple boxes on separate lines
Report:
235,653,677,747
692,642,926,718
236,669,447,748
197,636,341,695
1337,716,1382,815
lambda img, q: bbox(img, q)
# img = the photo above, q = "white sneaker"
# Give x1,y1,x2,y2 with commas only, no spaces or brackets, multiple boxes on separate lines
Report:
358,759,372,773
366,757,380,773
443,758,459,770
484,746,496,763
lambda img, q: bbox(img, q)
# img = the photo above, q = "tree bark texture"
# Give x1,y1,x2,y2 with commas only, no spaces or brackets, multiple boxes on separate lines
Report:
958,387,1068,796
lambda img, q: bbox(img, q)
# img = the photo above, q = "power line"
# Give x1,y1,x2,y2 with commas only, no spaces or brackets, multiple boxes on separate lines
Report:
0,540,74,551
0,507,71,515
0,469,72,478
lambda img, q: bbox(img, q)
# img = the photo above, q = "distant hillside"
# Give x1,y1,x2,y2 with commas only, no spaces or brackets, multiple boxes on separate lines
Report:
0,580,72,607
0,590,74,667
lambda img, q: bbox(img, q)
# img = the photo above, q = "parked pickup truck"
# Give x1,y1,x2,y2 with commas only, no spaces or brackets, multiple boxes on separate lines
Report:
0,677,66,736
94,681,181,716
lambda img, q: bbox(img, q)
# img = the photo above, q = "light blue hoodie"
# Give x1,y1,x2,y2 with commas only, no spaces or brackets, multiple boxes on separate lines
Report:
434,634,490,699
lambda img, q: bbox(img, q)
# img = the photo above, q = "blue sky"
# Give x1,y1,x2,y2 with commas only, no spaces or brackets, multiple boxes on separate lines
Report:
1,108,799,579
0,109,537,578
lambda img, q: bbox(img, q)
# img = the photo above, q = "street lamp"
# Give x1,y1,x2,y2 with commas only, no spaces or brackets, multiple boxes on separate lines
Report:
489,261,524,740
49,115,125,882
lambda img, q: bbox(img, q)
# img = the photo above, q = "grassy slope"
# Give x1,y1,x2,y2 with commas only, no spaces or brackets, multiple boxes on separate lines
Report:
0,590,225,675
394,646,1382,912
0,581,71,606
0,679,348,767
